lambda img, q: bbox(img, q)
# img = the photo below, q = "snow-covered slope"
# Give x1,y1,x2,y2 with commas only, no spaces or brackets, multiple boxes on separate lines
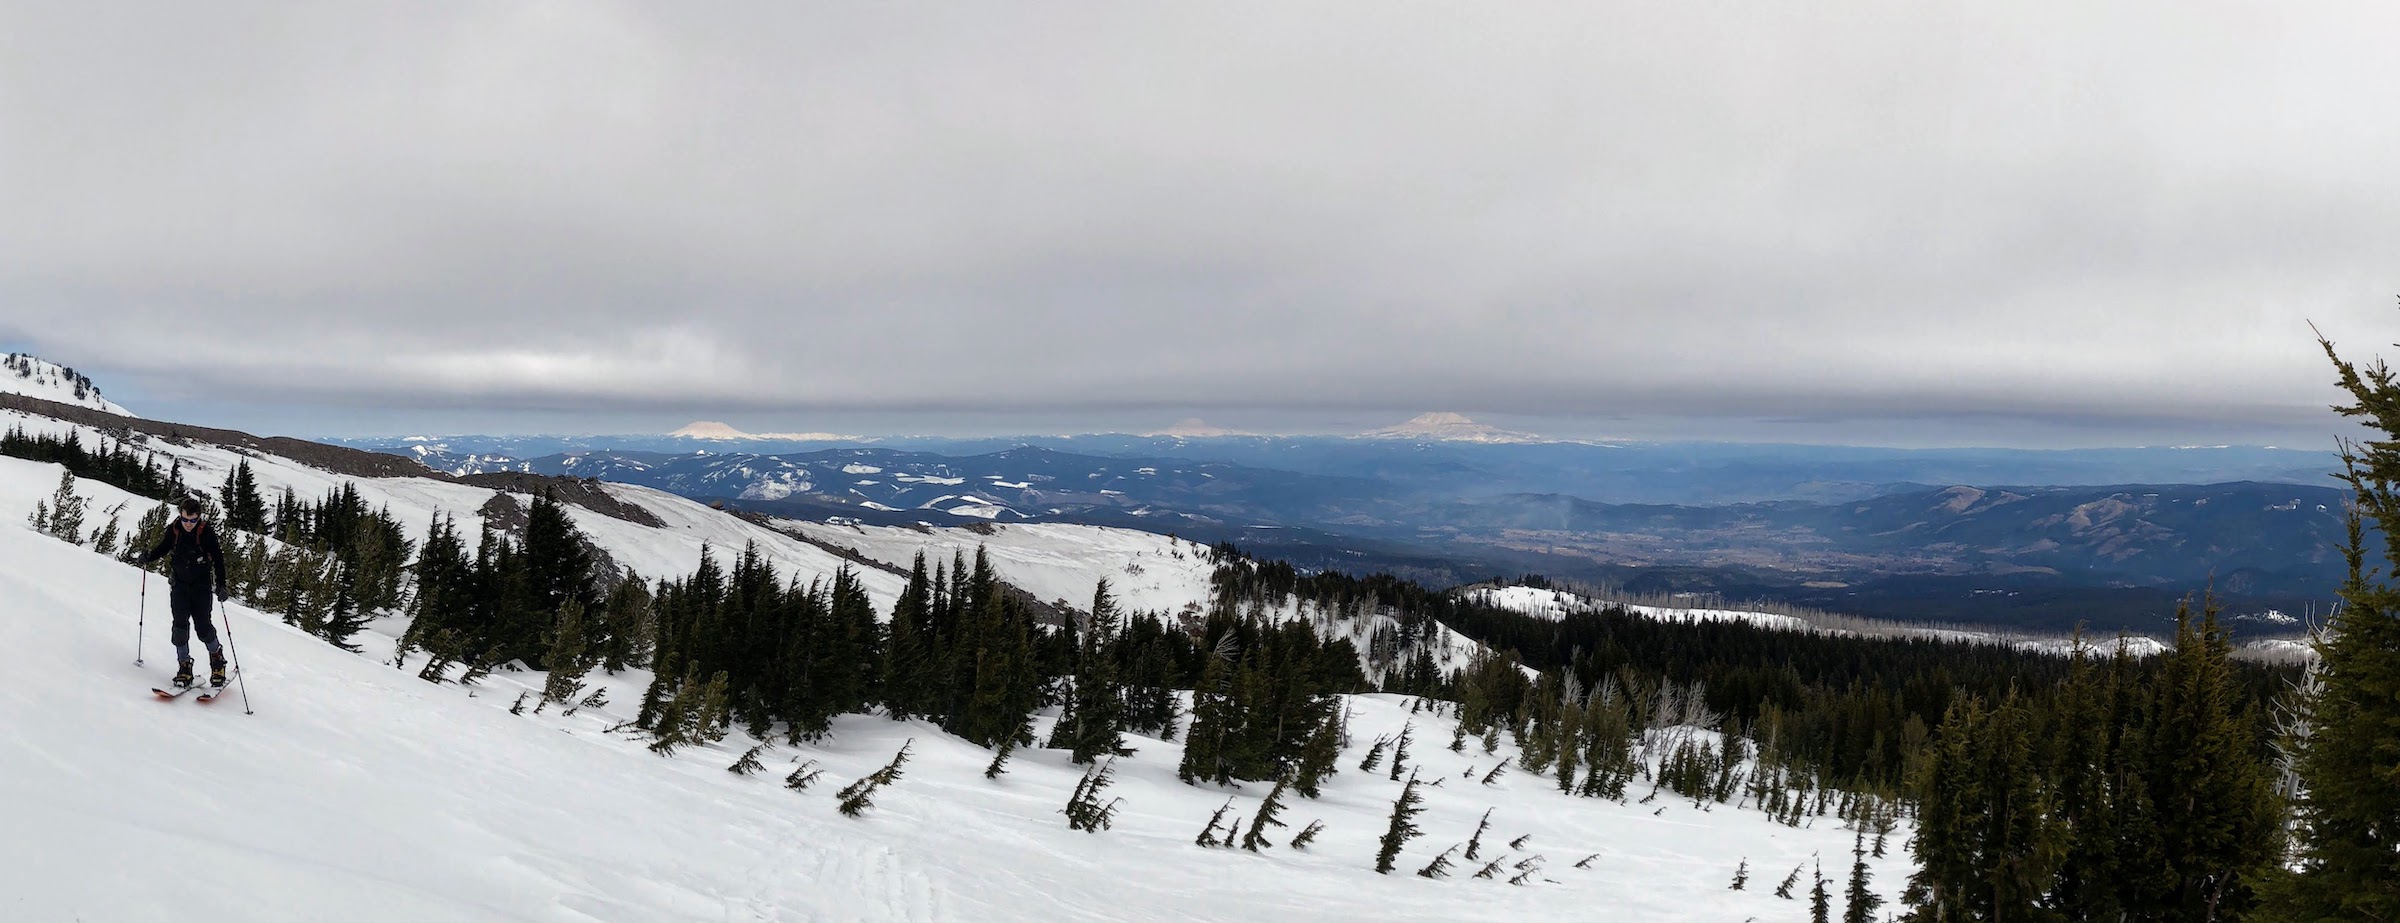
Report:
788,521,1503,683
2,352,131,415
0,405,904,608
785,521,1220,617
1467,586,1813,632
2,457,1909,921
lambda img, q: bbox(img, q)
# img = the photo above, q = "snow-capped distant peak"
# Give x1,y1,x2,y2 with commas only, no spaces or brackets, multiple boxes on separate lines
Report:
1360,412,1541,443
0,353,132,417
668,420,861,442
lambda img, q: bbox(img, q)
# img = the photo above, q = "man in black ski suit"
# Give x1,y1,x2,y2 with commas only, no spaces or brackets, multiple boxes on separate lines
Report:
140,497,230,688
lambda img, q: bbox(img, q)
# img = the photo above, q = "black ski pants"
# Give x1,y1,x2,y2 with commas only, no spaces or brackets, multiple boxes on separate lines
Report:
169,580,220,660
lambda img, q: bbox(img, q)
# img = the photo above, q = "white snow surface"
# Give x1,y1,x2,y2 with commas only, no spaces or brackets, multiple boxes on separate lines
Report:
1467,586,1812,632
784,521,1220,617
1,450,1913,922
2,353,132,415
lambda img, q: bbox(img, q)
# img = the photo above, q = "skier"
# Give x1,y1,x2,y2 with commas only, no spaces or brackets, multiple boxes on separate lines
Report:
139,497,230,688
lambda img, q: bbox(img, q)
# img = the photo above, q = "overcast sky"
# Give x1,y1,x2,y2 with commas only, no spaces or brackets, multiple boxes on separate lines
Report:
5,2,2398,445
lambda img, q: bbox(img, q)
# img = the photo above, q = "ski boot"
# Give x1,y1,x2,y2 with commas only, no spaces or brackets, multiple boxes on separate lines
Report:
172,659,196,689
209,651,229,688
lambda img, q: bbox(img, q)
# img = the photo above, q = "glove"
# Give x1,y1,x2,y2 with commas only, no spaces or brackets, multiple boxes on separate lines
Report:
216,586,230,603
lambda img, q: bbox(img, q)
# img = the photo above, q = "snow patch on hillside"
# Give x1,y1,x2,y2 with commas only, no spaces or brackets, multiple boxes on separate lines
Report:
785,522,1220,617
1467,586,1812,632
2,353,132,416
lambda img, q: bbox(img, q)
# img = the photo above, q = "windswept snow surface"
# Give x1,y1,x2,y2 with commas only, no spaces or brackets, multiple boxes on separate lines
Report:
3,456,1910,921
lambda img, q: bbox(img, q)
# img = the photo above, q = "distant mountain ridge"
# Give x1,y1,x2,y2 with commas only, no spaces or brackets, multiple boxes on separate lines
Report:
1360,411,1547,443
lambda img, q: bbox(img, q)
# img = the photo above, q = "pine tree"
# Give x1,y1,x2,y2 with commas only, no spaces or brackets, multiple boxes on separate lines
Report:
1291,712,1342,798
1775,863,1804,899
1239,775,1292,852
2134,598,2279,920
219,460,265,532
784,759,825,792
1388,722,1415,781
1373,771,1427,874
1842,834,1880,923
836,739,913,817
1730,857,1749,890
1289,819,1325,851
2274,320,2400,921
728,745,765,776
985,712,1033,779
41,469,86,544
1196,798,1237,848
1179,637,1237,785
1416,844,1460,879
1810,860,1831,923
90,509,121,556
541,600,593,705
1048,581,1129,764
1464,808,1495,861
1063,758,1124,833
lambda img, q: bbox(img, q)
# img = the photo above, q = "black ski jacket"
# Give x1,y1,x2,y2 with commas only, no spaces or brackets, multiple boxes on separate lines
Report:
141,519,227,594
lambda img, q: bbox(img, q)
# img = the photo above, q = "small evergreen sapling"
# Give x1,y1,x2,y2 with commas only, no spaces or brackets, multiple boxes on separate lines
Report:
1729,858,1749,890
1474,857,1507,880
1774,863,1805,899
1574,853,1601,870
1508,855,1544,886
1810,860,1831,923
1289,819,1324,851
1196,797,1237,848
1373,771,1427,874
985,713,1034,780
1240,776,1292,851
1509,833,1532,850
836,739,913,817
1063,758,1124,833
784,759,825,792
1388,722,1416,781
1464,808,1495,861
1480,762,1508,786
1358,734,1392,774
1416,844,1460,879
728,744,766,776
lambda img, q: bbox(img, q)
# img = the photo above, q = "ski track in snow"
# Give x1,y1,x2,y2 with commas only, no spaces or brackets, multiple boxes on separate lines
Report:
3,437,1913,921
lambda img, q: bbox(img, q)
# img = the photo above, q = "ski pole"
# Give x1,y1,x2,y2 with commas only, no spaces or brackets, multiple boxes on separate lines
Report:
218,596,254,715
136,569,148,667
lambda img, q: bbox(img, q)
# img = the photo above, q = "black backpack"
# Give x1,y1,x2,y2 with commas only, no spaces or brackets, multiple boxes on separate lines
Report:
167,521,215,582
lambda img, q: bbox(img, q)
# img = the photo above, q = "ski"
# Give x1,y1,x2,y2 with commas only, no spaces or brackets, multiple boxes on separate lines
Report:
195,671,239,703
152,682,205,701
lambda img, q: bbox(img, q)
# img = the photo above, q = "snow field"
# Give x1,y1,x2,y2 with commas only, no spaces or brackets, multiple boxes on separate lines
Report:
5,454,1911,921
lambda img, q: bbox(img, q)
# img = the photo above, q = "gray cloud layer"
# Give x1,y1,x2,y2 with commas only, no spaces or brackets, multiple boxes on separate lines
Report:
5,2,2398,441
